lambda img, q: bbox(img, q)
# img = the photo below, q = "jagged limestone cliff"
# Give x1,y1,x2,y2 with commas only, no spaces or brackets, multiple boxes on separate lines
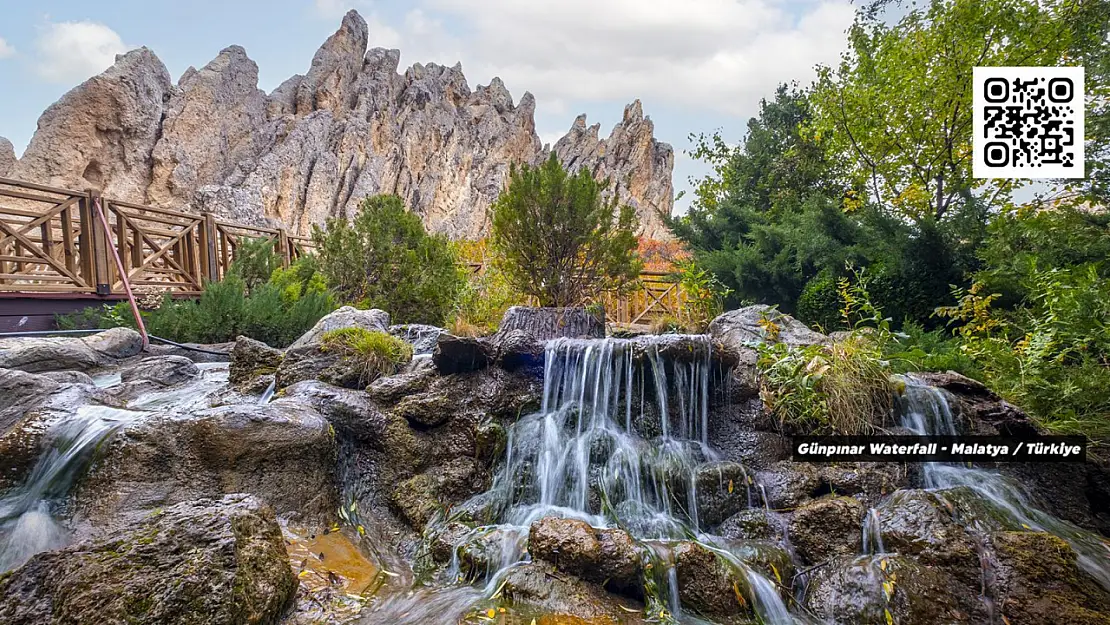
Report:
8,11,674,240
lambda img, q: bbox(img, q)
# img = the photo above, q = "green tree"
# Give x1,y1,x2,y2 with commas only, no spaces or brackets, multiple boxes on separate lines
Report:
810,0,1109,223
313,195,465,325
489,152,640,307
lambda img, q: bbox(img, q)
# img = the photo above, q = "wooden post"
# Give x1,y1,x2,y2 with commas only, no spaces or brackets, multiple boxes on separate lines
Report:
87,189,112,296
278,228,290,268
77,194,95,287
198,212,218,283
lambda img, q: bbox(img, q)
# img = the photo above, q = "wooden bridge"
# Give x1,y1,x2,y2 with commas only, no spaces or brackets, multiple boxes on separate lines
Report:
0,177,313,330
0,175,691,332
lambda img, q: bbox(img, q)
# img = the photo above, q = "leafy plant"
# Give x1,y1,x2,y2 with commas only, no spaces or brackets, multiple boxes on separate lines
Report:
488,152,641,307
229,237,282,293
313,195,466,325
672,258,731,332
320,327,413,385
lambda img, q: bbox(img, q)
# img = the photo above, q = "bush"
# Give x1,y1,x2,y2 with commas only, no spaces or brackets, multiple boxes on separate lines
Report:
452,263,525,335
489,152,641,307
313,195,465,326
57,255,335,348
320,327,413,385
230,237,282,293
797,273,842,332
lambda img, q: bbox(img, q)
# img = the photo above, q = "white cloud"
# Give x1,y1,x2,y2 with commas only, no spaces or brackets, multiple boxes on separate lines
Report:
0,37,14,59
366,0,855,119
34,21,131,83
314,0,373,19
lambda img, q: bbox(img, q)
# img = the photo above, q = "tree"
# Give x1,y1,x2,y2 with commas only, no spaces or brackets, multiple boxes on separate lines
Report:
312,195,465,325
489,152,641,307
810,0,1109,224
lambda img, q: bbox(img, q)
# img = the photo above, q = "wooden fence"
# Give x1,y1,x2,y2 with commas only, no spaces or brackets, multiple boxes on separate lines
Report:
0,177,314,296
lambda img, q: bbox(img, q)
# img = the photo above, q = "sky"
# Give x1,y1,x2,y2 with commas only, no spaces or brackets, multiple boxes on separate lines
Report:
0,0,860,213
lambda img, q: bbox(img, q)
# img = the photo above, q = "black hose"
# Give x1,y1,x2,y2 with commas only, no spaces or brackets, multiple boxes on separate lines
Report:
0,329,231,356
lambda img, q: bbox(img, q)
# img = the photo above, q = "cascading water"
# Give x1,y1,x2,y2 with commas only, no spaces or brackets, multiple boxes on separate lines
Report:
377,336,797,625
898,377,1110,590
0,362,231,573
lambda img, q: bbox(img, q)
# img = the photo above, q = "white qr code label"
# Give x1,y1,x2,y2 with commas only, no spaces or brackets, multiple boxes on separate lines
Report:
973,66,1084,179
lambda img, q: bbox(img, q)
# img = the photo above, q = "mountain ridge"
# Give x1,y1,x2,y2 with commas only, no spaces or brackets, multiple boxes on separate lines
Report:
1,10,674,240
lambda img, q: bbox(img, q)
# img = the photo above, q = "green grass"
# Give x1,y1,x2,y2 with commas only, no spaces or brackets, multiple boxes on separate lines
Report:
321,327,413,384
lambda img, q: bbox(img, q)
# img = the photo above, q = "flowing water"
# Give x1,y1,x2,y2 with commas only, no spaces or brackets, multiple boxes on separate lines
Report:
362,337,798,625
898,378,1110,590
0,363,230,573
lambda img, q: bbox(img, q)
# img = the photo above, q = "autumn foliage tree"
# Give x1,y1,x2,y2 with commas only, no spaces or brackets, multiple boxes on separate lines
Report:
489,153,641,307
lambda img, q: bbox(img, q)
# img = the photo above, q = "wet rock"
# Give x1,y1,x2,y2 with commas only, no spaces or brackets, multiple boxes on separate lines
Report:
0,383,102,490
0,368,61,436
876,489,980,581
229,336,284,391
911,371,1034,437
496,306,604,341
708,407,789,470
709,305,827,349
693,461,754,527
673,540,782,620
74,398,338,526
289,306,389,349
389,324,444,355
788,496,864,564
528,516,642,595
432,334,495,374
390,456,487,530
452,525,525,580
718,509,786,543
365,367,436,403
37,370,95,385
394,392,454,428
755,461,822,510
0,328,143,373
817,462,909,507
275,343,362,389
0,494,296,625
281,380,387,445
989,531,1110,625
500,561,644,623
805,554,985,624
492,329,544,371
119,355,200,387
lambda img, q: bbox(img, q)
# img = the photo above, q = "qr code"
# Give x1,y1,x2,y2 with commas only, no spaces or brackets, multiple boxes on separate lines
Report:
973,66,1084,179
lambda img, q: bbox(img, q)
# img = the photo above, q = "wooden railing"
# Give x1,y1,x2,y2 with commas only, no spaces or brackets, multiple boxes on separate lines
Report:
0,177,314,296
591,271,688,326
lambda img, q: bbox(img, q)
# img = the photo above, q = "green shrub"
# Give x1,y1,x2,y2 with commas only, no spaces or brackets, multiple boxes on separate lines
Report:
320,327,413,385
229,237,282,293
451,263,524,335
757,335,893,435
56,255,334,347
797,273,843,332
313,195,465,326
488,152,641,307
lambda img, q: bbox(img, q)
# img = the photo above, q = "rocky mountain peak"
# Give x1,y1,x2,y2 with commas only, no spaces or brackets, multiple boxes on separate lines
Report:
0,137,14,177
8,10,674,240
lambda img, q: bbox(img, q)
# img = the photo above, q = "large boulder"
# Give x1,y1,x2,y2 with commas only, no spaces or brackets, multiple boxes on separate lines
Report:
528,516,642,595
500,561,644,623
496,306,604,341
119,355,200,387
389,457,487,530
875,489,980,583
0,495,296,625
988,531,1110,625
0,328,143,373
805,554,986,624
432,334,496,374
708,305,827,349
717,509,787,544
281,380,387,445
0,368,61,436
388,324,445,355
673,540,789,620
73,399,338,526
787,496,865,564
693,461,754,527
289,306,389,349
229,336,284,392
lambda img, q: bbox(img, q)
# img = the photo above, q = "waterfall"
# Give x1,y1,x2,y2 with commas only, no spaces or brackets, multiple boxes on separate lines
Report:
898,378,1110,590
862,508,884,555
259,378,277,404
0,405,144,572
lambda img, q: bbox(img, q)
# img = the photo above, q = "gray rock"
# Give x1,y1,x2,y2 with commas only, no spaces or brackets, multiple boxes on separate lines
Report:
432,334,495,374
282,379,387,444
0,494,297,625
787,496,865,564
805,554,986,624
528,516,642,594
876,489,979,579
0,136,14,177
673,540,789,620
718,509,787,543
755,461,823,510
500,561,644,622
709,305,827,349
0,328,144,373
11,48,171,199
693,461,755,527
0,368,60,436
388,324,445,355
289,306,390,349
119,355,200,387
73,398,338,526
229,335,284,391
37,370,95,386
